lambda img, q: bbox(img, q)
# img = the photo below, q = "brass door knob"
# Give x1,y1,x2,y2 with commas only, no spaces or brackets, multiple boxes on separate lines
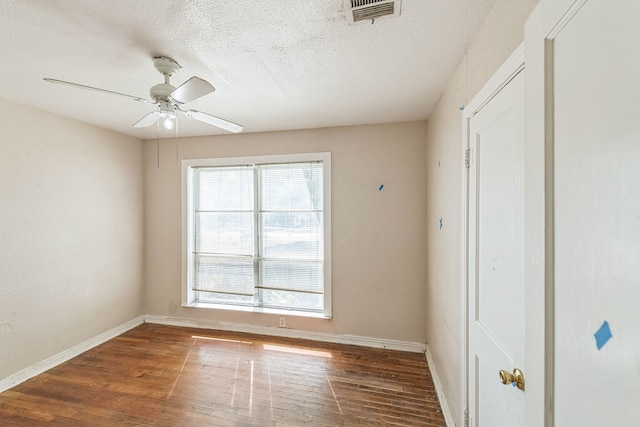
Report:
499,368,525,391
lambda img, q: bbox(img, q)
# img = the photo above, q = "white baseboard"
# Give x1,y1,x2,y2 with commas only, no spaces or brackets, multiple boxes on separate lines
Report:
0,315,145,393
425,345,457,427
144,315,427,353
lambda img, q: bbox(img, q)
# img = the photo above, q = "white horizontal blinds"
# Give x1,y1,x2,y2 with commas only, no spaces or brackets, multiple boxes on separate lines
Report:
193,166,255,298
258,162,324,311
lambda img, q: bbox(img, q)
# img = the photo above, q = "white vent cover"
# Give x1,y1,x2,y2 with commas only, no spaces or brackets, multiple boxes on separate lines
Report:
344,0,401,25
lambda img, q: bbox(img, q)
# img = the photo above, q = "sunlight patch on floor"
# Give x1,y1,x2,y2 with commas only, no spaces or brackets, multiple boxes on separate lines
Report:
263,344,332,358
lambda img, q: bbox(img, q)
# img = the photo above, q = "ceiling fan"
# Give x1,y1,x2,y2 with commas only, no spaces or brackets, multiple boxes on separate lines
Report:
44,56,243,133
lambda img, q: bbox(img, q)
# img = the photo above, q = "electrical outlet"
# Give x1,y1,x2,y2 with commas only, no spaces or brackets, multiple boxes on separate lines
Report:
279,317,286,328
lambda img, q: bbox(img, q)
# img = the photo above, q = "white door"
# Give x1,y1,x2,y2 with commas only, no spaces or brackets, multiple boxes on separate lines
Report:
467,70,525,427
550,1,640,425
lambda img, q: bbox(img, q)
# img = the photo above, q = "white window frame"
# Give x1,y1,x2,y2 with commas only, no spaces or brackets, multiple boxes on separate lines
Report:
181,152,332,319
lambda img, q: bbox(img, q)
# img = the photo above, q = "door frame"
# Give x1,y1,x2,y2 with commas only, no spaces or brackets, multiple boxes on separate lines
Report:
524,1,590,426
460,43,525,427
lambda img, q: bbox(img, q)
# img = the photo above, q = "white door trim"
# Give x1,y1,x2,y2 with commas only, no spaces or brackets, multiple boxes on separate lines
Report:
524,2,591,426
460,43,524,426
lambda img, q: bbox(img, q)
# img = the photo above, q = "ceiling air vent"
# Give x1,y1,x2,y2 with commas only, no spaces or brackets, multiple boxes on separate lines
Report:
345,0,401,25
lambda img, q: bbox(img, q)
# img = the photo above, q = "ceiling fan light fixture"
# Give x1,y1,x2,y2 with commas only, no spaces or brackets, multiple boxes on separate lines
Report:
158,104,176,130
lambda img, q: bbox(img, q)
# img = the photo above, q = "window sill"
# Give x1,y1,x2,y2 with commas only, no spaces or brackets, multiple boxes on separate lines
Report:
183,302,331,319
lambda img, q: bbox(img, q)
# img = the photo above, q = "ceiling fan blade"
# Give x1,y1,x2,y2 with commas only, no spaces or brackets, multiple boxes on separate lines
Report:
183,109,243,133
43,78,153,104
170,77,215,104
133,111,160,128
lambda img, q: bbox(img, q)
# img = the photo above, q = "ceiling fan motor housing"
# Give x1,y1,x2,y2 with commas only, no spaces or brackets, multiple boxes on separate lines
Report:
150,83,176,102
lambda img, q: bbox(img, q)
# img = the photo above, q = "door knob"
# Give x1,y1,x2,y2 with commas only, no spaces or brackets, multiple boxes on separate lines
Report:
499,368,525,391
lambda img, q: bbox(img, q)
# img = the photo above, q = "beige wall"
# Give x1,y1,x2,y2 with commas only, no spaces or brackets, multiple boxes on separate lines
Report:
0,99,144,380
144,121,428,343
0,0,539,406
424,0,539,424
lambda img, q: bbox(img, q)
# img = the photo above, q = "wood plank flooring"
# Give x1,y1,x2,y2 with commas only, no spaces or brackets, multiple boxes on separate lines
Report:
0,323,446,426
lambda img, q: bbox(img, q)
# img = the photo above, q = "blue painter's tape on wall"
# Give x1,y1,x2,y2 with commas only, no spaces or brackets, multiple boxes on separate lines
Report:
594,321,612,350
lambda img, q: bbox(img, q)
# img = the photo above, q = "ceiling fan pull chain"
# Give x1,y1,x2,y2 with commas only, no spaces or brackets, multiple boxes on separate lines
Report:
156,107,160,169
175,113,180,165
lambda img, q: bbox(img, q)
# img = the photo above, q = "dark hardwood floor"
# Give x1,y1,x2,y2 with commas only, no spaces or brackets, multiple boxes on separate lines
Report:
0,323,446,426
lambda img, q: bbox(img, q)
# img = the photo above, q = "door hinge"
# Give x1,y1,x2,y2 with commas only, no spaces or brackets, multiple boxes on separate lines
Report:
464,149,471,168
464,409,470,427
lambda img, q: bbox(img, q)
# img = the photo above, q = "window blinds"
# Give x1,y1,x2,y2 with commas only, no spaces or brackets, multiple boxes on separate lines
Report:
192,161,324,311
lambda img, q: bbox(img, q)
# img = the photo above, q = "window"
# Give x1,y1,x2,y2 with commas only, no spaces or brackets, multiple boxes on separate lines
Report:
182,153,331,318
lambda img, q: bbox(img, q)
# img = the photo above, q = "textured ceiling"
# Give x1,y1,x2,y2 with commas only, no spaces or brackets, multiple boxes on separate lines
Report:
0,0,495,139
